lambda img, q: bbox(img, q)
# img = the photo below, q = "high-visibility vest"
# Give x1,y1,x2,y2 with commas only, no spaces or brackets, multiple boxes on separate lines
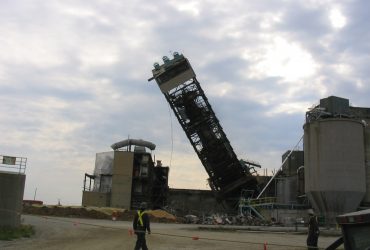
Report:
137,211,146,227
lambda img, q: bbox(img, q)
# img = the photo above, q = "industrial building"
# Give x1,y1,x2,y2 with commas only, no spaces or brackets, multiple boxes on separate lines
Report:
277,150,305,205
81,96,370,225
0,155,27,228
81,53,370,226
304,96,370,223
81,138,229,214
82,139,169,209
265,96,370,224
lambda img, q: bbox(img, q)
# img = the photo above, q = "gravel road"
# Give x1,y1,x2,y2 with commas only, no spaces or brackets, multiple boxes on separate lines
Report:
0,215,343,250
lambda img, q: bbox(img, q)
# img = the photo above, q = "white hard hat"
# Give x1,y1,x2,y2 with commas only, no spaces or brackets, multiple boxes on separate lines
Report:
307,209,314,215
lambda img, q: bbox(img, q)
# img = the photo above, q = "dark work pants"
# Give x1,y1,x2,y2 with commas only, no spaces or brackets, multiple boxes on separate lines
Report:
135,233,148,250
307,234,319,249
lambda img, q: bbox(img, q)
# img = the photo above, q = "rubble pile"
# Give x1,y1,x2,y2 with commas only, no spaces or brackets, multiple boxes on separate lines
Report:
183,213,269,226
23,205,178,223
23,205,119,219
23,205,269,226
148,210,177,222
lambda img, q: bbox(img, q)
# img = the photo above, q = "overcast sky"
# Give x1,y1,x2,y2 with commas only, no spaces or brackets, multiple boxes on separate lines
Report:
1,0,369,205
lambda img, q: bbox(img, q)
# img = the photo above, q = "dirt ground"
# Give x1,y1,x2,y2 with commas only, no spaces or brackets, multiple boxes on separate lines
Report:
0,215,343,250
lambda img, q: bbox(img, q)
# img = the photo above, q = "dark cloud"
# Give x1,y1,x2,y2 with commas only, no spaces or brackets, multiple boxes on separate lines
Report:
332,2,370,54
277,3,331,38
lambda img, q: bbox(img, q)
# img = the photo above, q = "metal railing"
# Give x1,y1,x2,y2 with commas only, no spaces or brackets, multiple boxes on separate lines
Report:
0,155,27,174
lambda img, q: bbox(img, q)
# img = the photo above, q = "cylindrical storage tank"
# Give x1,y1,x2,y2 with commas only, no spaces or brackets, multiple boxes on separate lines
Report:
276,176,298,204
364,119,370,204
304,118,366,224
0,171,26,227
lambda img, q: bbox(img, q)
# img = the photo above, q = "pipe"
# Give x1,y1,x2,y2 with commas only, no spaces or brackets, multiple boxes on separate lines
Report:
297,165,304,174
111,139,156,151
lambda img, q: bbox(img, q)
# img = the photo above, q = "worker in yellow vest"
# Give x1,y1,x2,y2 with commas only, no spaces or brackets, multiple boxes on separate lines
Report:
133,202,151,250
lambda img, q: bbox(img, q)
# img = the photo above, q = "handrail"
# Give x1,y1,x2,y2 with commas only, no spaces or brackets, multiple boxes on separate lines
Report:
0,155,27,174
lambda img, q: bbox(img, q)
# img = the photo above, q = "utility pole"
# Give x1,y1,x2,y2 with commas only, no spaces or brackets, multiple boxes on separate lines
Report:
33,188,37,200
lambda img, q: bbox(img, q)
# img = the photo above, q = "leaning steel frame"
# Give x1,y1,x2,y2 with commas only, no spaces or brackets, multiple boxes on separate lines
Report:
150,54,259,207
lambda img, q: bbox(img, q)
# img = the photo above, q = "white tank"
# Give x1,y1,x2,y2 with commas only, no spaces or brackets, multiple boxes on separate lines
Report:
304,118,366,224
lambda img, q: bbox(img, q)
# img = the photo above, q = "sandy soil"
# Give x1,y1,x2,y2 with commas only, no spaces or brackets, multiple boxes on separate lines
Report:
0,215,343,250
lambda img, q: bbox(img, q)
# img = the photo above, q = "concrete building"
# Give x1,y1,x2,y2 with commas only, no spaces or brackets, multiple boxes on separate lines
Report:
82,139,169,209
304,96,370,224
0,155,27,228
81,139,230,214
167,188,225,216
242,151,308,225
276,150,304,204
82,138,243,215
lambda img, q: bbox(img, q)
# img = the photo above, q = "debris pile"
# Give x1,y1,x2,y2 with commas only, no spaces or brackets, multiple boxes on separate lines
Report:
148,210,176,222
23,205,177,223
182,213,269,226
23,205,117,219
23,205,269,226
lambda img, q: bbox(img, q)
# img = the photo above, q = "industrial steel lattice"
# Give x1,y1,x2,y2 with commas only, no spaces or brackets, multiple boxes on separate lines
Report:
149,53,259,205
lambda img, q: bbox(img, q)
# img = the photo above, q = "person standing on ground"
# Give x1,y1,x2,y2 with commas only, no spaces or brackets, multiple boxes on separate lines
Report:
307,209,320,249
133,202,151,250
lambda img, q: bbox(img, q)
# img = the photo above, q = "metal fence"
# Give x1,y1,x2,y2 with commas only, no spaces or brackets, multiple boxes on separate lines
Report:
0,155,27,174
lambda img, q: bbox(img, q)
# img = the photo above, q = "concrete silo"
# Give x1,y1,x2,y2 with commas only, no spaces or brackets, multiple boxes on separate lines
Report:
304,116,366,223
0,155,27,228
365,123,370,205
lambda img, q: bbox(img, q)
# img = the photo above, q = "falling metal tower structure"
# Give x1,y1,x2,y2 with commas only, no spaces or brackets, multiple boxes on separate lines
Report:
149,53,260,207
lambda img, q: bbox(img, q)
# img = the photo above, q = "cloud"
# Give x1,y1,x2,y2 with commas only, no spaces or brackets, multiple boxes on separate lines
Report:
0,0,369,205
329,8,347,29
246,36,319,82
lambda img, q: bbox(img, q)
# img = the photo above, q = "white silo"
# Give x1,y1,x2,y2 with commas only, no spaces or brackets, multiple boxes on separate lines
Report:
304,118,366,224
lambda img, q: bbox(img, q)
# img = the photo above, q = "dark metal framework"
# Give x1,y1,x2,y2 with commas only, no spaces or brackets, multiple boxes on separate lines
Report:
83,173,95,191
151,56,259,205
151,166,169,209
